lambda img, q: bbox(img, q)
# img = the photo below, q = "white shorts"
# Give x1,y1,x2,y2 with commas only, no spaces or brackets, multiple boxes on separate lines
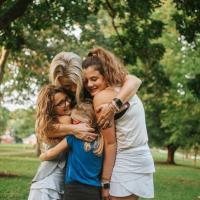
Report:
110,172,154,198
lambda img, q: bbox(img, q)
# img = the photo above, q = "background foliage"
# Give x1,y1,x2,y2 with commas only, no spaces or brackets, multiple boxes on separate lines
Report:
0,0,199,163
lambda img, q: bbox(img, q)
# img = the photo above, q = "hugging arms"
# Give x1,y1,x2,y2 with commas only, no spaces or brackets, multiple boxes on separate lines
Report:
43,73,141,143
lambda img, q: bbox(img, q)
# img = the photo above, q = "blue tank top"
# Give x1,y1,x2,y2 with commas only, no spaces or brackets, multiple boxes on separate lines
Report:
65,136,103,187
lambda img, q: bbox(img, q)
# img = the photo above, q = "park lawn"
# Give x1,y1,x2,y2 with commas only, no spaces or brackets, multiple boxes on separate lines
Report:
0,144,200,200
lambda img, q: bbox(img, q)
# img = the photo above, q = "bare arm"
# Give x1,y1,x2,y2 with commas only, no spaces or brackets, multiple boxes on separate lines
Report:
46,122,96,142
40,138,68,161
97,74,141,127
116,74,141,103
100,120,116,182
93,89,117,198
47,115,73,138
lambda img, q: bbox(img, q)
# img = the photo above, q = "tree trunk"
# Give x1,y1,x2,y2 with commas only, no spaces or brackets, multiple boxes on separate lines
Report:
194,146,199,166
167,144,178,164
0,47,9,84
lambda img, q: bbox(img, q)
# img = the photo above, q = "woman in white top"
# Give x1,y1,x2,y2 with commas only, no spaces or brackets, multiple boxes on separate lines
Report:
82,47,155,200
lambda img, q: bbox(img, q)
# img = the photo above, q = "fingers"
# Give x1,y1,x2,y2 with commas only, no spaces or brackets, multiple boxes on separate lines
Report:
80,123,95,132
102,120,110,129
84,134,97,142
87,133,97,140
97,110,105,124
98,112,110,126
75,123,97,142
108,121,112,128
97,104,109,124
96,104,108,113
97,104,115,127
98,116,106,127
96,105,103,113
85,127,95,133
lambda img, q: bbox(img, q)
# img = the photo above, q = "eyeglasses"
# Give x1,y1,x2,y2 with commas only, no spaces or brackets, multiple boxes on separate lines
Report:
55,96,71,108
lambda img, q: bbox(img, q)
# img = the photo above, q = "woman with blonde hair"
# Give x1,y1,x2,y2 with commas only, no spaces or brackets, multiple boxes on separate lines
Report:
49,52,83,104
47,52,97,142
82,47,155,200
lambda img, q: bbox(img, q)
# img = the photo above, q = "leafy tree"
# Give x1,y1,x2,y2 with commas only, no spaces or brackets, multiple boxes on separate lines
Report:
7,108,35,138
0,0,98,88
160,89,200,164
144,0,200,163
0,107,10,135
1,0,199,166
173,0,200,42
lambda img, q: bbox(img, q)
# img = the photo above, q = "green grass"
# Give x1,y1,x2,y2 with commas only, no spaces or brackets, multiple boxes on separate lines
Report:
0,144,200,200
0,144,39,200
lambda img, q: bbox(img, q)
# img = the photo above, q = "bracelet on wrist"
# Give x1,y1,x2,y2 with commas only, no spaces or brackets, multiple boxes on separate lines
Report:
110,101,118,113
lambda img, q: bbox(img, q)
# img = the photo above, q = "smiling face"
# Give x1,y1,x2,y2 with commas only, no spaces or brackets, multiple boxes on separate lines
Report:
83,66,107,97
53,92,71,116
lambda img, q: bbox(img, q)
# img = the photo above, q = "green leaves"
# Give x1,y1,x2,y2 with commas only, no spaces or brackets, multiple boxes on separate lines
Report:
0,0,199,163
173,0,200,42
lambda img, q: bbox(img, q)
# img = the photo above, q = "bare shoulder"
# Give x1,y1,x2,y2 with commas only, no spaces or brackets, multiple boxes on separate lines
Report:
58,115,71,124
93,87,117,108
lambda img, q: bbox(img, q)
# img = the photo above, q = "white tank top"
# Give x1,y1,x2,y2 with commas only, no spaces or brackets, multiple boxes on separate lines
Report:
115,94,148,151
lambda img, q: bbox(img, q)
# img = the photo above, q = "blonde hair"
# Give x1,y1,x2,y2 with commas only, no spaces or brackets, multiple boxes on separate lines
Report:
71,101,104,156
49,52,83,104
35,84,70,145
82,47,127,86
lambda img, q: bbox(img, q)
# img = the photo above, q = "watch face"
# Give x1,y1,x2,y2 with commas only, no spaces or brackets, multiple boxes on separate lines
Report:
113,98,123,109
102,183,110,189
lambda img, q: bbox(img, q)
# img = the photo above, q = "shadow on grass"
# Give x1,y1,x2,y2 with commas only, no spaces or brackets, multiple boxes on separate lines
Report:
0,172,34,178
155,161,200,170
155,160,200,170
0,172,20,178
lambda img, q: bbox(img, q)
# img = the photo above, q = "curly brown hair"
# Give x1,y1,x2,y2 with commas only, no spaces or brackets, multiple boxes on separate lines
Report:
82,47,127,86
35,84,72,145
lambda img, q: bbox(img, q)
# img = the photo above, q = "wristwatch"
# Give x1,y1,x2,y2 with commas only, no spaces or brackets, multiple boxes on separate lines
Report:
101,182,110,189
113,98,123,110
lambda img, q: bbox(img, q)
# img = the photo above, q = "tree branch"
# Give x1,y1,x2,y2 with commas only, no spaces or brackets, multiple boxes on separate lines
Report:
0,0,33,30
0,0,6,7
0,47,9,84
104,0,124,47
